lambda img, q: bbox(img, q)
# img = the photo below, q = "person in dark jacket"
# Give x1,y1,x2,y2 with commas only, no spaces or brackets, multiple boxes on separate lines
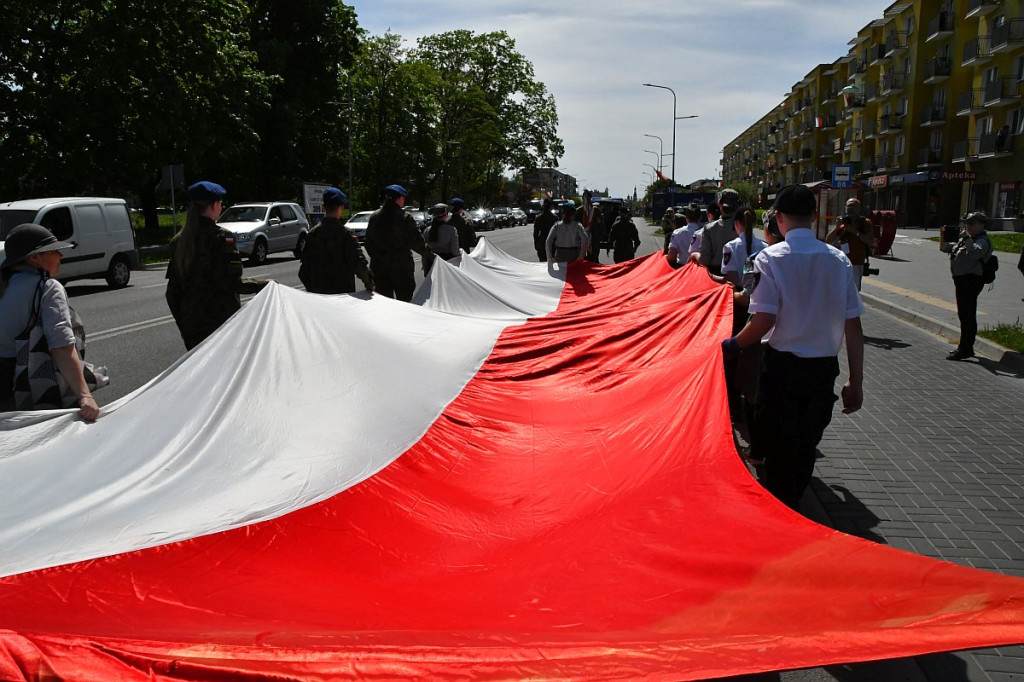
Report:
939,211,994,361
532,198,556,262
165,181,269,351
449,198,477,253
364,184,429,302
299,187,373,295
606,207,641,263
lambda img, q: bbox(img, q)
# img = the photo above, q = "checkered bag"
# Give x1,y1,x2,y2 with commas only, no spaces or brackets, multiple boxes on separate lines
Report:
12,274,109,411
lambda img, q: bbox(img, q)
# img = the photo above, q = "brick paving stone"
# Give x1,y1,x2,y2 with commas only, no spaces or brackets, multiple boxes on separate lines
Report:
807,307,1024,680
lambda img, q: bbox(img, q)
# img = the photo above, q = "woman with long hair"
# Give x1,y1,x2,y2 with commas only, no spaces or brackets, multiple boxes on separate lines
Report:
165,182,269,351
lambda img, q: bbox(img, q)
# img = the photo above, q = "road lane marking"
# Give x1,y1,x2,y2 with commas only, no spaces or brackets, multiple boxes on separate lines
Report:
862,278,982,315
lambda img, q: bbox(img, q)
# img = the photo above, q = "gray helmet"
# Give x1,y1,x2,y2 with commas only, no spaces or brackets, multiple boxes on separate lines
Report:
0,223,75,271
429,203,451,218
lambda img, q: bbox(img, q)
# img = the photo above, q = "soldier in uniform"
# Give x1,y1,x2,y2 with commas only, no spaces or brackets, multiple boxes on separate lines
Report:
298,187,373,295
364,184,429,302
165,181,270,351
606,206,641,263
449,198,477,253
532,198,556,262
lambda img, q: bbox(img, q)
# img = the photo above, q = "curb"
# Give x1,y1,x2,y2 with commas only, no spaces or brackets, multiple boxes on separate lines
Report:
859,291,1024,375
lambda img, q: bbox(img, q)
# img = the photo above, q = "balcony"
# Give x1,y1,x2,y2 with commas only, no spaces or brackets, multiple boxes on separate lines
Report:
881,74,905,96
965,0,999,18
990,19,1024,53
836,137,847,154
820,89,837,105
846,93,866,109
983,77,1022,106
848,59,868,79
865,82,880,102
920,104,947,127
978,130,1015,157
820,145,835,159
864,120,880,139
801,147,814,160
962,37,992,65
924,57,952,83
869,43,889,65
926,12,955,42
955,89,986,115
885,31,908,57
878,114,904,132
951,138,979,162
917,147,943,168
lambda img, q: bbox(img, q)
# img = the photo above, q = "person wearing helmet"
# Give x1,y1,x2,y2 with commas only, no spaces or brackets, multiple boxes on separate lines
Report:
422,203,460,273
165,181,270,350
364,184,429,301
545,202,589,263
298,187,374,294
0,224,103,420
448,198,477,252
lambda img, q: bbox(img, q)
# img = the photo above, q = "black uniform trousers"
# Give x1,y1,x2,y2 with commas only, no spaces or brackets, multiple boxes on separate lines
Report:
375,268,416,302
953,273,984,354
753,346,839,510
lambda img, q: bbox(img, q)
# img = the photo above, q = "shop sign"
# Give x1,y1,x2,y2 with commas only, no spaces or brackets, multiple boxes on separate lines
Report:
939,170,976,182
868,175,888,188
999,181,1019,192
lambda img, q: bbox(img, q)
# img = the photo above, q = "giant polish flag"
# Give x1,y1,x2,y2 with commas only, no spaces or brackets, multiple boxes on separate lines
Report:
2,240,1024,681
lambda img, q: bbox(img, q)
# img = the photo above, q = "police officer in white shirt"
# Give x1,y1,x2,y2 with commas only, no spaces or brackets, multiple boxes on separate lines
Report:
721,184,864,511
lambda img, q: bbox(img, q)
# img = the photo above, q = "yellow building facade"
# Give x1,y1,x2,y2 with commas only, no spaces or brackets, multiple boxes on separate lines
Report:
723,0,1024,231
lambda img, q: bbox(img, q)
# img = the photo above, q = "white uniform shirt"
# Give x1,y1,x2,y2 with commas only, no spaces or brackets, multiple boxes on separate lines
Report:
748,228,863,358
721,234,768,275
688,226,704,256
668,224,698,264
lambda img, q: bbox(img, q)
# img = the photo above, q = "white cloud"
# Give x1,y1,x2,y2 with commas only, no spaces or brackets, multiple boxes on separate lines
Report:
349,0,892,197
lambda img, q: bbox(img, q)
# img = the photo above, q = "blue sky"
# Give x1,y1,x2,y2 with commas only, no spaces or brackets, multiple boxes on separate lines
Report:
349,1,893,198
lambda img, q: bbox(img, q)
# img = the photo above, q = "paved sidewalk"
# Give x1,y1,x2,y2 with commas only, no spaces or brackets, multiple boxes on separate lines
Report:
802,229,1024,681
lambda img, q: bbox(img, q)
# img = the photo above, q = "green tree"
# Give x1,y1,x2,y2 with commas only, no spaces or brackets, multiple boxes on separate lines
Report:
415,30,563,205
0,0,269,225
246,0,362,199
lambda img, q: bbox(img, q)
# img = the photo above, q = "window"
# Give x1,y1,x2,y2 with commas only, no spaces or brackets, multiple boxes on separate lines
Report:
898,97,909,116
934,88,947,107
1010,108,1024,135
39,207,73,241
900,56,911,76
905,15,915,36
979,116,993,135
895,136,905,156
1014,55,1024,81
930,130,943,151
278,205,296,221
984,65,999,83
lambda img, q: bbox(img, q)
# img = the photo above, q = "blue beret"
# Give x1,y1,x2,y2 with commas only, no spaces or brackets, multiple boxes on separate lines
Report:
322,187,348,207
187,181,227,201
384,184,408,198
450,197,467,209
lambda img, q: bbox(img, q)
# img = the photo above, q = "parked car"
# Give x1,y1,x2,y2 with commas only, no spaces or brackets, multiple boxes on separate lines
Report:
511,208,528,225
522,199,545,223
405,208,428,231
468,207,495,231
216,202,310,265
490,207,513,229
0,197,139,287
345,210,374,243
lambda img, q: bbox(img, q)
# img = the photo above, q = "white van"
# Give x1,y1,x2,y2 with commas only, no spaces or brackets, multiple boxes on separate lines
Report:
0,197,139,287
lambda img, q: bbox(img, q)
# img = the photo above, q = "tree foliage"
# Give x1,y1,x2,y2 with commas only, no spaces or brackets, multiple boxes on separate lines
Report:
0,7,563,215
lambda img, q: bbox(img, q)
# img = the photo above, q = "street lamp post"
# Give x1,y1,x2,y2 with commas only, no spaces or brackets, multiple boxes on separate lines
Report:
643,150,661,173
643,133,664,171
642,83,698,184
643,171,654,186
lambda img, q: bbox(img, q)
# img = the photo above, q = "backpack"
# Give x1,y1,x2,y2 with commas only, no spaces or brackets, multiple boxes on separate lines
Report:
981,253,999,284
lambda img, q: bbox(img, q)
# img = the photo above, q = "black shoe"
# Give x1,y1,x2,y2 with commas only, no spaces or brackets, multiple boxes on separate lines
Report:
946,348,975,361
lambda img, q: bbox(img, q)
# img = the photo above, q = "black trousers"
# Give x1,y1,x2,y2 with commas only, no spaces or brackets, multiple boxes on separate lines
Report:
953,274,984,353
753,347,839,510
375,268,416,302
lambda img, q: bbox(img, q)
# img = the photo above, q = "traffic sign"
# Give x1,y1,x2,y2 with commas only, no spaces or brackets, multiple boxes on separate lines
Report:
832,164,852,188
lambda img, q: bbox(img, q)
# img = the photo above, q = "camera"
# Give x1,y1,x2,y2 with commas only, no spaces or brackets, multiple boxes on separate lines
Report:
940,224,960,243
863,264,880,277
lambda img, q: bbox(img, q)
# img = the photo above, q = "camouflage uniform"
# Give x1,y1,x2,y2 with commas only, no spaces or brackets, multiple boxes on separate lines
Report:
364,202,428,302
165,216,268,350
298,216,372,294
450,210,477,253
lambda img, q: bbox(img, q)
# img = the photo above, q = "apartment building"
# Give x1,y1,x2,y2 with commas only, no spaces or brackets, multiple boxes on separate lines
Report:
723,0,1024,230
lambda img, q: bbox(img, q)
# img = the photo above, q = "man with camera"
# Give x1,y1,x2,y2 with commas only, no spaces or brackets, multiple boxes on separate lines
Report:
826,198,876,291
939,212,994,361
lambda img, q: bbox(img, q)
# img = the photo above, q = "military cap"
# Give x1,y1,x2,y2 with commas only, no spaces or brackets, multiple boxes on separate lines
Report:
322,187,348,207
187,181,227,201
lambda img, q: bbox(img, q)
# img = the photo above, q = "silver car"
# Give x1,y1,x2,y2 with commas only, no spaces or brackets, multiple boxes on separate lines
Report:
345,210,374,243
217,202,310,265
